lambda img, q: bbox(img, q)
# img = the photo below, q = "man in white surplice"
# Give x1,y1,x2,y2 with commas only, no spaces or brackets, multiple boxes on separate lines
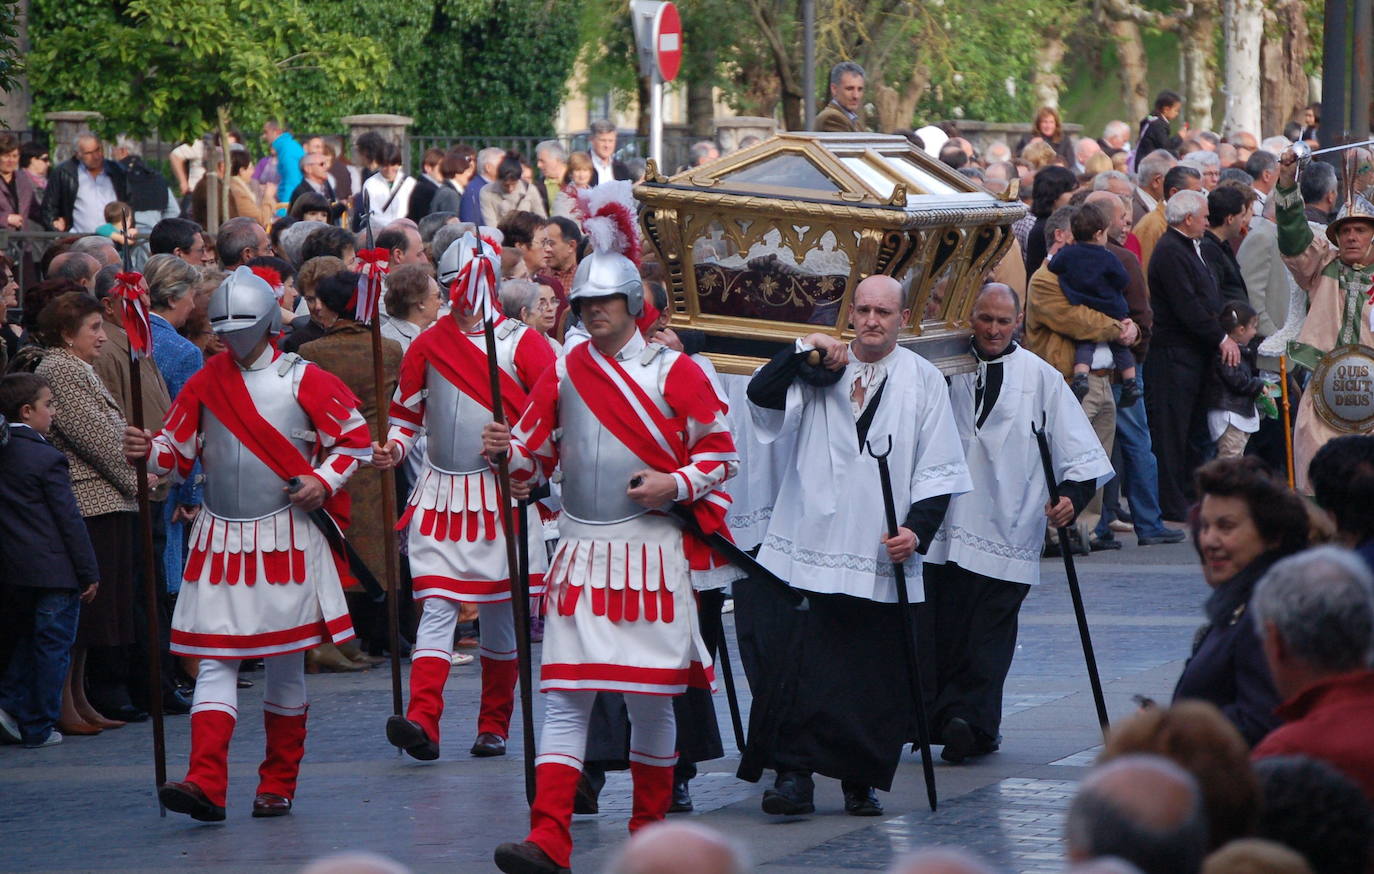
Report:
739,275,972,818
924,284,1113,763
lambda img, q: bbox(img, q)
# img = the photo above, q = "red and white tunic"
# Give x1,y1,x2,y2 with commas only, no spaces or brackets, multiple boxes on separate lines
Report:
389,316,557,603
148,348,372,658
507,332,738,695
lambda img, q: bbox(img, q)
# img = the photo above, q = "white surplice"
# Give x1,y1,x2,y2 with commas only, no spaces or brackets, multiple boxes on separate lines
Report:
751,344,972,603
925,344,1114,585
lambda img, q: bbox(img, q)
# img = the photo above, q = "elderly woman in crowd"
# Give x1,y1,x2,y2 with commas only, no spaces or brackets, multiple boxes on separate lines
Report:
144,254,205,623
297,271,403,669
1172,457,1309,745
228,149,275,228
498,278,559,352
380,262,441,354
30,292,138,735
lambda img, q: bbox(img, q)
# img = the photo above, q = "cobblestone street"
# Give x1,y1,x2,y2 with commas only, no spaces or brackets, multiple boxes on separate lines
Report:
1,535,1204,873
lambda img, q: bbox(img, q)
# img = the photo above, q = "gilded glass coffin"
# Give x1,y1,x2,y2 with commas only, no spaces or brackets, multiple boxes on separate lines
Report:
635,132,1026,373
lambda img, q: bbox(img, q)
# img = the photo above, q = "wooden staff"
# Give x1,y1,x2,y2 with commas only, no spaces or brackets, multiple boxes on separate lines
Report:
118,224,167,814
358,223,404,718
478,270,537,807
1280,356,1295,488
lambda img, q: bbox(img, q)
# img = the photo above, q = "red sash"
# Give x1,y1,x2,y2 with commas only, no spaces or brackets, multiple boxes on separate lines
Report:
421,317,528,416
183,352,355,527
564,343,731,566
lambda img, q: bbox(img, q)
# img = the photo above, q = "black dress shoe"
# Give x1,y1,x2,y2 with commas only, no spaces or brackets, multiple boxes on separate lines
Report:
494,840,570,874
236,678,254,689
1089,533,1123,552
668,780,693,813
159,781,226,822
386,715,439,761
573,773,600,814
841,781,883,816
762,770,815,815
941,717,975,764
470,731,507,757
162,688,192,715
251,792,292,817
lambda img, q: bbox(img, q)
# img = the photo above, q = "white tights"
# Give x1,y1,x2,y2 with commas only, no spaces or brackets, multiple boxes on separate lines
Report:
190,655,308,720
412,597,516,663
535,690,677,771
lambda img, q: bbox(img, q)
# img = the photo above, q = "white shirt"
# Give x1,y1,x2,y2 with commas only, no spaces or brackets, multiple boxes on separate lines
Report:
72,165,116,233
592,155,617,186
171,140,207,191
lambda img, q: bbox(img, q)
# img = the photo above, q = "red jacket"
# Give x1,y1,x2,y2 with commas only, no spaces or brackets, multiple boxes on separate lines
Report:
1252,670,1374,803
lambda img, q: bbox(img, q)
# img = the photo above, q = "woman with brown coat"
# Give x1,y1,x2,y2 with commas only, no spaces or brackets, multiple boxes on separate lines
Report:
31,292,139,734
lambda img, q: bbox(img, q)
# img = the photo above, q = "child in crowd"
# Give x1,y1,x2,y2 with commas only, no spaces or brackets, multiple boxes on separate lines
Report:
1134,90,1186,165
1206,301,1269,459
1047,202,1142,407
95,201,138,250
0,373,99,749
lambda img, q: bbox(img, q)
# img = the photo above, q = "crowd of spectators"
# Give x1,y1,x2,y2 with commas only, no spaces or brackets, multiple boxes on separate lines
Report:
1,88,1373,873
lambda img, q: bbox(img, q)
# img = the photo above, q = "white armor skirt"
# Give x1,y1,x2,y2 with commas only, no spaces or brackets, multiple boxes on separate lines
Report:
539,513,714,696
171,506,353,658
404,465,548,603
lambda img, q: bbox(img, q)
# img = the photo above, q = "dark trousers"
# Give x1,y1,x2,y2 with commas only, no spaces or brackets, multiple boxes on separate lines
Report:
920,563,1029,744
0,587,80,745
1145,345,1208,521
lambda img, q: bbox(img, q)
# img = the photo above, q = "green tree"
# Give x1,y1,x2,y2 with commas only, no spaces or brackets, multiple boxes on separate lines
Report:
28,0,388,140
413,0,583,136
0,0,23,101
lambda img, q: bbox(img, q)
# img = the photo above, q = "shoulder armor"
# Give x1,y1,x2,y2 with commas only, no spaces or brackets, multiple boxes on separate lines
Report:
641,343,669,365
497,319,521,341
276,353,304,376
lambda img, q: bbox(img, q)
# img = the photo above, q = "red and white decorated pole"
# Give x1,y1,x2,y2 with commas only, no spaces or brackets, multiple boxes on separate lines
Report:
354,245,405,718
114,224,167,814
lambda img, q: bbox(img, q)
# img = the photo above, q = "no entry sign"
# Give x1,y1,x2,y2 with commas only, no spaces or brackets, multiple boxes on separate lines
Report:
654,2,682,82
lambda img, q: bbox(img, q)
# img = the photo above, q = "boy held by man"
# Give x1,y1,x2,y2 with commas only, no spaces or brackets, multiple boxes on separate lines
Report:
0,373,100,748
95,201,138,250
1048,202,1142,406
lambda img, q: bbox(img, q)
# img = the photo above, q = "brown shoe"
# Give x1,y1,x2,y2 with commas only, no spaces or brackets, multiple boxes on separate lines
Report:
470,731,507,757
56,720,102,736
159,781,226,822
251,792,292,817
493,840,569,874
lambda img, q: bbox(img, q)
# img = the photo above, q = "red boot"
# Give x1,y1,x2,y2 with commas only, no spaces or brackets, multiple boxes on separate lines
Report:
524,762,581,869
405,655,450,742
628,760,675,833
254,710,307,815
160,709,235,820
477,656,518,738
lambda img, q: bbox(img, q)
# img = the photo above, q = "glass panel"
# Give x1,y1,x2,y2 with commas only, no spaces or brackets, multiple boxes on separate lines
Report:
889,156,960,195
721,154,838,191
692,223,851,326
840,157,895,199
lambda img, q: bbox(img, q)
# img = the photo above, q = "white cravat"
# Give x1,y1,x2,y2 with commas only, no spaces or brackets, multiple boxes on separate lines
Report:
850,360,886,418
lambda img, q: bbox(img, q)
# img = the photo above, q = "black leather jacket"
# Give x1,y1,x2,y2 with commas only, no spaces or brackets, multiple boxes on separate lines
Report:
41,157,128,230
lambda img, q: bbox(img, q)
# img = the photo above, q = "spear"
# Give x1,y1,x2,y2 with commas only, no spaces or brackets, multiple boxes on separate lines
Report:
114,216,166,815
461,236,537,805
355,194,404,720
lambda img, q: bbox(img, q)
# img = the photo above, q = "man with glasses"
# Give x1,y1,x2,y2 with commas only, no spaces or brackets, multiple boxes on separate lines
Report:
288,154,337,216
42,134,128,233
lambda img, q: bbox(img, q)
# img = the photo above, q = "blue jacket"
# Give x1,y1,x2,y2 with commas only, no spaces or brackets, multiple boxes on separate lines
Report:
272,132,305,208
0,425,99,590
459,176,487,225
1049,243,1130,320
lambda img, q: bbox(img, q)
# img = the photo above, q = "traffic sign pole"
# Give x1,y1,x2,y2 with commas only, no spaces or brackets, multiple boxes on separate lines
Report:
631,1,681,171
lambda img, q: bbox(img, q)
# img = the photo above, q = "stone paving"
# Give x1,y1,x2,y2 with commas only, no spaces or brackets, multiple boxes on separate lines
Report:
0,534,1207,873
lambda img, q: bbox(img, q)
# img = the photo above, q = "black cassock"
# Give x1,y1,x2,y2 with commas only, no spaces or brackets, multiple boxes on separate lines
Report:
732,346,949,791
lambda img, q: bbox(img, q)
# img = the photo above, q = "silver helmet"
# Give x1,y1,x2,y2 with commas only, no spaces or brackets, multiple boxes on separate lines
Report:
208,266,280,360
569,251,644,317
438,230,500,287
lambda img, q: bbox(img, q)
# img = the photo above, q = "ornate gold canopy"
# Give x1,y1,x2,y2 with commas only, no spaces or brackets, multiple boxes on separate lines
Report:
635,132,1026,373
